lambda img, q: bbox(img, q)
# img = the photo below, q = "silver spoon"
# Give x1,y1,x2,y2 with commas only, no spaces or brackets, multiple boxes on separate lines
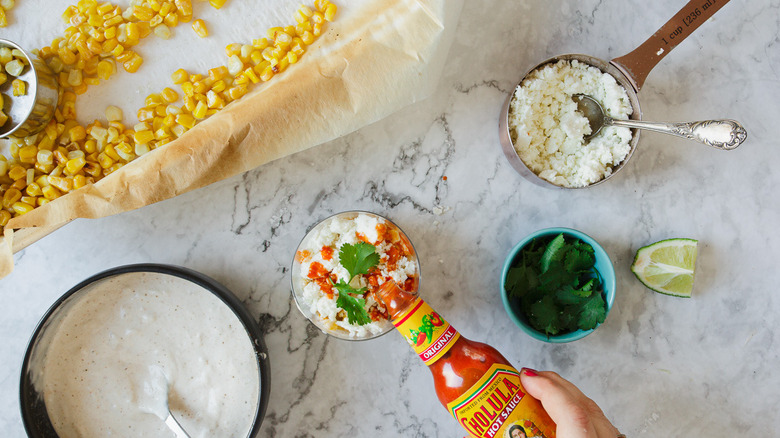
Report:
162,411,191,438
573,93,747,150
140,366,191,438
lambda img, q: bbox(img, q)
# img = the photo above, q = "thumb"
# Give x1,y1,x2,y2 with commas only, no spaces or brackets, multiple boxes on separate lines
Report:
519,368,551,401
520,369,599,438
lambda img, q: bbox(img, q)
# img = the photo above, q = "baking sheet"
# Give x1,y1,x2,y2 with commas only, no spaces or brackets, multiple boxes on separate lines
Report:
0,0,463,278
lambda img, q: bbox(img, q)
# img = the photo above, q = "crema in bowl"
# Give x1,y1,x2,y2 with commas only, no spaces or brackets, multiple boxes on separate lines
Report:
508,59,634,188
27,271,260,438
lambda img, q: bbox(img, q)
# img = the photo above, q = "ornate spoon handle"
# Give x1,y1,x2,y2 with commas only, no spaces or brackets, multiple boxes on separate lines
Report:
609,119,747,150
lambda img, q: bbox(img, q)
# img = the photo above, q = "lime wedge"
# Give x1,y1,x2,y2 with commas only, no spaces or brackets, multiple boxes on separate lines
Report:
631,238,698,297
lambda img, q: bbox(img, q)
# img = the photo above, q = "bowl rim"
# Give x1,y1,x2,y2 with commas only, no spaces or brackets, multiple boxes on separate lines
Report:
289,210,420,341
500,227,616,343
18,263,271,438
0,38,43,138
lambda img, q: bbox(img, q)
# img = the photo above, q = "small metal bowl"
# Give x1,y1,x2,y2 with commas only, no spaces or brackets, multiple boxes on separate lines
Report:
290,211,420,341
499,54,643,189
0,39,59,138
19,264,271,437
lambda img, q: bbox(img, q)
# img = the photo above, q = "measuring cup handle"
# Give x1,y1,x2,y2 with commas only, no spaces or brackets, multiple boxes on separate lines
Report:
610,119,747,150
611,0,730,91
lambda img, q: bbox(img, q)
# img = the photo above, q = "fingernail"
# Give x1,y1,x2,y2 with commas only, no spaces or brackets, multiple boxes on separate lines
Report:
522,368,539,377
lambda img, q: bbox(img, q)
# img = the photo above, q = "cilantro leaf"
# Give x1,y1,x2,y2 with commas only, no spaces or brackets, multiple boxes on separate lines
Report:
335,287,372,325
330,242,379,326
573,239,595,255
540,234,566,273
520,286,546,313
333,279,367,297
339,242,380,280
505,265,524,292
577,293,607,330
528,295,560,335
506,265,537,299
332,280,371,325
564,247,595,273
522,239,546,264
555,284,590,305
558,307,579,332
574,278,595,297
538,263,578,292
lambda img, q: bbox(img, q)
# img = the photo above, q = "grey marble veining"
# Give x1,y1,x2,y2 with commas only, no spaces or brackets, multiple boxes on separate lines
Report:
3,0,780,437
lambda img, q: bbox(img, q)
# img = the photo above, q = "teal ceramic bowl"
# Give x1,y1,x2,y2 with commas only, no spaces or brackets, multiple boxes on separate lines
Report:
500,228,615,343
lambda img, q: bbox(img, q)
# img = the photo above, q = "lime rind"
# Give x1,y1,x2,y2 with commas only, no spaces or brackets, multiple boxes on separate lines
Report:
631,238,698,298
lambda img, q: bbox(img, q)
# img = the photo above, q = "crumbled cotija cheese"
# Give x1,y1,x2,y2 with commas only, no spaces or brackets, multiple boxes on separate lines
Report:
508,59,633,187
296,213,418,338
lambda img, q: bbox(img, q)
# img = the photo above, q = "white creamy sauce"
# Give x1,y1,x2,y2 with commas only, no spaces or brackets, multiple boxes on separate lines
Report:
29,272,259,438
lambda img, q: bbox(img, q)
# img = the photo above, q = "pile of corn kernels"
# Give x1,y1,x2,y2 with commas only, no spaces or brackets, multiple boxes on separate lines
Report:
0,48,30,128
0,0,337,227
0,0,14,27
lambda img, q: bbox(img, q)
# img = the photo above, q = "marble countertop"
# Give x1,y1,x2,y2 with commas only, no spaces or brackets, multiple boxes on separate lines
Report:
3,0,779,436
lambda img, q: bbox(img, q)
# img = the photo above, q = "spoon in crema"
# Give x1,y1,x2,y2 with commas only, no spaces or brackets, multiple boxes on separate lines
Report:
139,365,191,438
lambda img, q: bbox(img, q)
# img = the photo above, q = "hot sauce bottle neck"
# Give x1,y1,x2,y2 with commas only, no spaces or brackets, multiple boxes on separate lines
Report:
375,280,422,320
376,280,462,367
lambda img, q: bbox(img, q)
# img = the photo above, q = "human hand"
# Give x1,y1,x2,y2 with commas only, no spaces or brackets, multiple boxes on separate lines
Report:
520,369,624,438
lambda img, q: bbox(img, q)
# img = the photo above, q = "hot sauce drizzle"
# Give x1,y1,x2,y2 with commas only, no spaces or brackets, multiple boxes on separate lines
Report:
320,246,335,261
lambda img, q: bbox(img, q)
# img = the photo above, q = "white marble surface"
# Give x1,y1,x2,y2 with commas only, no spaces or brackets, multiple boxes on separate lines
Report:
3,0,780,436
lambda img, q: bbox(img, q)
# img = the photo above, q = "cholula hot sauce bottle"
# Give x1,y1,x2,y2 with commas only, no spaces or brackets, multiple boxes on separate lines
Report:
375,281,556,438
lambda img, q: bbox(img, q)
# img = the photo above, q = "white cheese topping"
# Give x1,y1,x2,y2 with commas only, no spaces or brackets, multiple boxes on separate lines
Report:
509,59,634,187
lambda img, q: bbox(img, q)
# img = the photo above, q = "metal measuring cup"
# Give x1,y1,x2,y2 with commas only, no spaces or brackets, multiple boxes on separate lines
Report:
0,39,59,138
499,0,739,189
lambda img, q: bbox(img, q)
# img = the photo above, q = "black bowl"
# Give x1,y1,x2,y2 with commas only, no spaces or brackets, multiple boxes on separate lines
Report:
19,263,270,437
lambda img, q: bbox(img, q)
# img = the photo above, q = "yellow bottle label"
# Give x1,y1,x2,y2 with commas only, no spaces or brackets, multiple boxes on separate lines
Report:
393,297,460,366
446,363,556,438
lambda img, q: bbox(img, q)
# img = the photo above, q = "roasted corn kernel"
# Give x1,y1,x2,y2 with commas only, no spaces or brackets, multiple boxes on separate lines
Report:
191,19,207,38
11,78,26,96
133,130,155,145
122,54,143,73
171,68,188,84
0,210,11,227
105,105,123,122
192,101,207,119
5,58,23,76
12,201,34,215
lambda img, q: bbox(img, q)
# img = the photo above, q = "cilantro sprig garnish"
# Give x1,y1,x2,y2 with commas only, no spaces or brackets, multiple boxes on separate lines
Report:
340,242,380,278
333,242,380,326
505,233,607,336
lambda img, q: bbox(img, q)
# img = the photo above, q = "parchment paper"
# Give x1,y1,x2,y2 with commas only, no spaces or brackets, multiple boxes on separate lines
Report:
0,0,463,278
